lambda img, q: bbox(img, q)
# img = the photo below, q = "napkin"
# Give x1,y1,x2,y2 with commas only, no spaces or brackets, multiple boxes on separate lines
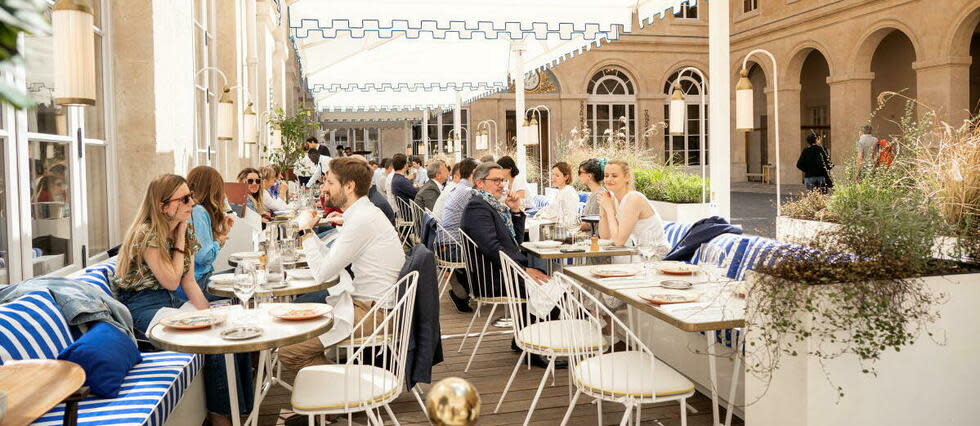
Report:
147,302,197,331
527,276,568,318
317,292,355,348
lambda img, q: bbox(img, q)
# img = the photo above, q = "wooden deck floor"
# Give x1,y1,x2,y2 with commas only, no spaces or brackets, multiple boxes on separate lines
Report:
257,295,744,425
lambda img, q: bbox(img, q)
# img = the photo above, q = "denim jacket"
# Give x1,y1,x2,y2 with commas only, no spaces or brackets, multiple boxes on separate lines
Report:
0,277,136,341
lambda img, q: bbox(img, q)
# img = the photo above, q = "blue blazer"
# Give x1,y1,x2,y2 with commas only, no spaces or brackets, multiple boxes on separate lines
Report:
460,196,529,298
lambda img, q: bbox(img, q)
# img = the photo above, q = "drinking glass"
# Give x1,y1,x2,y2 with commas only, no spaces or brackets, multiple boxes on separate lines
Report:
234,260,257,315
267,245,285,285
561,210,580,245
698,243,728,283
636,240,657,278
280,240,298,271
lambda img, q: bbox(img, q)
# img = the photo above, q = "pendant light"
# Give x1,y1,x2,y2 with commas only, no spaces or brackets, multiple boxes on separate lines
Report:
242,102,257,144
525,117,539,146
217,88,235,141
669,83,686,136
735,69,755,131
53,0,96,106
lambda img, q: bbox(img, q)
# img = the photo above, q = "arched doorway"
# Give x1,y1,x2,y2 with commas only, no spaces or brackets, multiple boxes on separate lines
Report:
586,67,636,147
743,63,769,182
663,68,707,165
799,50,832,156
870,30,917,141
970,22,980,115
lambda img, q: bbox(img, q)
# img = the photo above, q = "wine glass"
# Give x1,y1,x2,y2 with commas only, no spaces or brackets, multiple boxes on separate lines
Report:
636,239,657,278
234,260,257,318
698,243,728,283
560,209,580,245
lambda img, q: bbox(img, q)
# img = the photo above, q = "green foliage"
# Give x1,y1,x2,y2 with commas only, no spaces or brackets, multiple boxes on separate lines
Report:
262,107,318,175
633,165,709,204
0,0,49,108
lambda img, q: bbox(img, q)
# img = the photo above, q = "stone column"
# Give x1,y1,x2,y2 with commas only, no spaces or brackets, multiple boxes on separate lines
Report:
775,83,803,186
913,56,973,125
828,73,874,167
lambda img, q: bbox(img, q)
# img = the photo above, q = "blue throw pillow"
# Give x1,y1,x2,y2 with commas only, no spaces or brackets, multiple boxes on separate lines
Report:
58,322,142,398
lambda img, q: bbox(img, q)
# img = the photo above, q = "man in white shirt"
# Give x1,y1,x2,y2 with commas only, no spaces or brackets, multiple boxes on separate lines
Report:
411,156,428,186
373,158,390,189
278,157,405,371
434,158,477,220
855,124,878,180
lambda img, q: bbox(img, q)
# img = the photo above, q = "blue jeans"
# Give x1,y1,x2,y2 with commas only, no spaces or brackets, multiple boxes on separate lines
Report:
175,270,227,302
804,176,827,191
118,289,254,416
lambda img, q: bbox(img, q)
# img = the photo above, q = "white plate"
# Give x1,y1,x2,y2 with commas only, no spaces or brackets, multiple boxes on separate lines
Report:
287,269,314,280
231,251,262,259
210,273,237,285
535,241,562,249
591,266,638,278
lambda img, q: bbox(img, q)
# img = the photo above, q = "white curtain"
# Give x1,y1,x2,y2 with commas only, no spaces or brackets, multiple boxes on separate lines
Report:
152,0,196,176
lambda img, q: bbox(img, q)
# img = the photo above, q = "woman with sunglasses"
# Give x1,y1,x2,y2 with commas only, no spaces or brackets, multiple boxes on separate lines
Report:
114,174,253,426
237,168,270,221
260,165,289,212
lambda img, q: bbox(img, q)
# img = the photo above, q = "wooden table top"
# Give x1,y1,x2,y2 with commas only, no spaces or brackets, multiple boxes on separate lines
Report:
148,303,335,354
521,241,636,260
563,265,745,333
208,272,339,299
0,360,85,426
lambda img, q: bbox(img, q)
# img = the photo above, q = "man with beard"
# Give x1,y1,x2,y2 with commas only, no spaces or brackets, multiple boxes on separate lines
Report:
278,157,405,371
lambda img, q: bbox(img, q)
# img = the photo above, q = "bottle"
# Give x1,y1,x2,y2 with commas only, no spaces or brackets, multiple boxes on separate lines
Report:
590,235,599,252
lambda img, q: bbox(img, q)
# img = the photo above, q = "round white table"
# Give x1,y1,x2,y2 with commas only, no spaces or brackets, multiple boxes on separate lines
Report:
208,272,339,300
148,304,334,426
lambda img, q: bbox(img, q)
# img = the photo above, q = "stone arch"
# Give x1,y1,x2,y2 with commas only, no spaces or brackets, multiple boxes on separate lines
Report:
784,40,836,87
943,0,980,57
659,59,709,89
582,60,644,95
849,21,922,74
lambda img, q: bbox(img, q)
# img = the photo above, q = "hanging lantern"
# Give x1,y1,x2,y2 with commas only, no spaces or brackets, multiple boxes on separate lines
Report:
217,88,235,141
242,102,257,144
735,69,755,131
476,130,488,150
53,0,96,106
525,117,539,146
669,83,686,136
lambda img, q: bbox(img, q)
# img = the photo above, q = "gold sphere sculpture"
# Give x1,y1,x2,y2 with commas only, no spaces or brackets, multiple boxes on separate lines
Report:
425,377,481,426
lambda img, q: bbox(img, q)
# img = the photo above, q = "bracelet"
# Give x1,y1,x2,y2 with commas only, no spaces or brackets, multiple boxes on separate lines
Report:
172,246,186,254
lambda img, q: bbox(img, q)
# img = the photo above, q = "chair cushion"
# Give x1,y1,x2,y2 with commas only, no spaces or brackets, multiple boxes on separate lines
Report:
574,351,695,399
0,290,74,363
662,222,692,251
58,322,143,398
33,351,204,426
517,319,605,353
292,364,400,412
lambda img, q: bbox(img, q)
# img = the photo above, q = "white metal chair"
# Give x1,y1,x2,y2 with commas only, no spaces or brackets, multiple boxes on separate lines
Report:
457,230,526,372
393,197,416,247
409,200,427,246
552,272,696,426
495,251,607,425
291,272,419,426
429,214,466,300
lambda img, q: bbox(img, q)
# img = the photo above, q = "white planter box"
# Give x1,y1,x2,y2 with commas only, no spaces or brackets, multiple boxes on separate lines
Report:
649,200,714,223
777,216,966,260
745,271,980,426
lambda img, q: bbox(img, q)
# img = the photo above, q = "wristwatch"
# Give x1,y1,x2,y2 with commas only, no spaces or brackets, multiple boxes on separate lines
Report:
297,229,311,238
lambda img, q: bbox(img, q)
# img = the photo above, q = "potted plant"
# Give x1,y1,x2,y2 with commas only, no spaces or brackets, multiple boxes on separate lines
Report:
633,164,712,223
745,104,980,425
262,107,319,178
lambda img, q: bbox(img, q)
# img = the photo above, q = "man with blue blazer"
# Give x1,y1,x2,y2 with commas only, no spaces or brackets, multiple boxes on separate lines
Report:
460,162,548,299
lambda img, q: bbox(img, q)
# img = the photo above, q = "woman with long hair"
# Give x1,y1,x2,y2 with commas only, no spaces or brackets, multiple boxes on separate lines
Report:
187,166,234,296
237,167,268,220
259,165,289,212
596,160,669,252
115,174,252,426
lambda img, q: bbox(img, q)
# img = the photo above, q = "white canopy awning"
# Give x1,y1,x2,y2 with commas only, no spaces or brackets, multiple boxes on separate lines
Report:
288,0,689,111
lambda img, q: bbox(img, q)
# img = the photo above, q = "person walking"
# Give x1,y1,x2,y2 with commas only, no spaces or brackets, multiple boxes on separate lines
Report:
855,124,878,180
796,133,833,192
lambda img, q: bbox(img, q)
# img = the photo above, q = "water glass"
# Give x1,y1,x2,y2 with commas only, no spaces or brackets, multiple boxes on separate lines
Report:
267,246,285,285
234,260,257,313
636,241,657,278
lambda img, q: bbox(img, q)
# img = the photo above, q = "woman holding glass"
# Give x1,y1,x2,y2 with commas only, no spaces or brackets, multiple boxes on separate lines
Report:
597,160,670,269
114,174,252,426
186,166,234,300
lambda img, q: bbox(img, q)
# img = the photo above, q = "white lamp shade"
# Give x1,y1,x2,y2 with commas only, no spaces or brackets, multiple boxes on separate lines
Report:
217,95,235,141
526,122,540,145
242,109,257,144
669,86,686,136
53,0,96,106
476,132,488,150
735,71,755,131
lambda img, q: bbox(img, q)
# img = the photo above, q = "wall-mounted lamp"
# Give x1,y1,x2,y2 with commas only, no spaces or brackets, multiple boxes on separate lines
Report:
53,0,96,106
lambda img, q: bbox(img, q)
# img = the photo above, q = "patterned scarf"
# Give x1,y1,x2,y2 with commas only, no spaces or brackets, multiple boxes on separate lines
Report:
474,189,516,239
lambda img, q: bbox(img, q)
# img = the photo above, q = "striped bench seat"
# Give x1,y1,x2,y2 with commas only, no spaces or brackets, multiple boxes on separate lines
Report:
33,351,204,426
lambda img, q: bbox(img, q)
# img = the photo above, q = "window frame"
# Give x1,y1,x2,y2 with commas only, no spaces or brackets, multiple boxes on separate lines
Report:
586,68,637,147
663,69,709,166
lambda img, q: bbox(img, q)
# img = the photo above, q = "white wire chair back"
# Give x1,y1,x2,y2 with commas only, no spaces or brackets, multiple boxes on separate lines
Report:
291,271,419,421
459,229,513,303
409,201,427,244
394,197,417,245
551,272,695,425
430,214,465,299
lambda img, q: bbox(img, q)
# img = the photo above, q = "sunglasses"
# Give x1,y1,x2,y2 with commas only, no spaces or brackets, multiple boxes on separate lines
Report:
244,178,261,184
164,192,195,205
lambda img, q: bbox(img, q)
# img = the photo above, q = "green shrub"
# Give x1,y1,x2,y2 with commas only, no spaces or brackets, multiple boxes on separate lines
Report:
633,166,708,204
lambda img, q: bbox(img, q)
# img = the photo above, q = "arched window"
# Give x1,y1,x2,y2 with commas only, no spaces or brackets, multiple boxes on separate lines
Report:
663,69,708,165
586,68,636,146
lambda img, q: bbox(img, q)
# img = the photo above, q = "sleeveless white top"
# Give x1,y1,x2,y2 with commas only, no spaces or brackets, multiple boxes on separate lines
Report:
615,190,668,250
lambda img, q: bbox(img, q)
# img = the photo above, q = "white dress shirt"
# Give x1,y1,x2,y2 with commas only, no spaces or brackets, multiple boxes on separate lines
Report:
413,166,428,186
301,196,405,305
262,190,289,213
432,180,457,220
371,168,384,188
537,185,580,221
306,155,332,188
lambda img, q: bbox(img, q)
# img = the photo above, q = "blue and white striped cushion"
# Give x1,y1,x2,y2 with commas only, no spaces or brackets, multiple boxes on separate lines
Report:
732,237,784,281
0,290,74,363
661,221,692,251
66,260,118,296
690,233,744,265
34,352,204,426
